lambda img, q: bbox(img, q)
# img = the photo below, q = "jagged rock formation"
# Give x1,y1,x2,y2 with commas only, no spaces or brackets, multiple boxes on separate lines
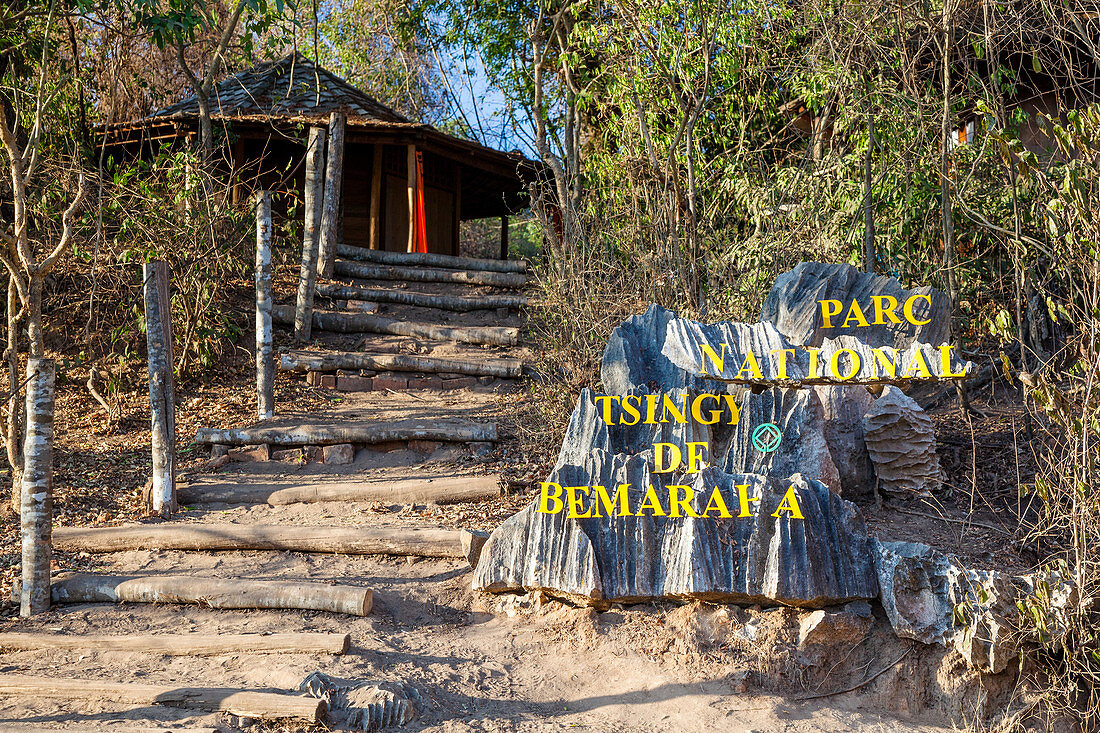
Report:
473,450,878,607
815,386,875,495
760,261,951,349
299,672,419,731
863,386,943,497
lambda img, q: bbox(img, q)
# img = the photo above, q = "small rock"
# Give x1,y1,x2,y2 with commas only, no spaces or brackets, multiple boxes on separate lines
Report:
347,299,379,313
323,444,355,465
478,375,494,385
304,445,324,463
798,607,872,649
320,374,337,389
444,377,477,390
460,529,490,569
211,444,229,458
228,444,269,462
271,448,304,463
306,371,323,386
337,376,372,392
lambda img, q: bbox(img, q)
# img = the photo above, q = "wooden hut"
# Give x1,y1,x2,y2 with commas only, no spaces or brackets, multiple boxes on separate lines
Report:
98,52,535,258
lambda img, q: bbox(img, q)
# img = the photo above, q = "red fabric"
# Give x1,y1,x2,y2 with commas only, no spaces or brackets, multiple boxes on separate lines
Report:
414,151,428,253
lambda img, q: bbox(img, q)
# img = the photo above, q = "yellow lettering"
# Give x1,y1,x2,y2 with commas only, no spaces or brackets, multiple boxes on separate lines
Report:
770,348,795,379
593,395,621,425
703,486,733,518
667,485,699,518
699,343,727,376
735,351,763,380
636,484,667,516
771,485,805,519
661,393,688,423
819,299,844,328
566,486,592,518
685,442,709,473
872,347,897,379
643,394,659,424
538,482,564,514
841,300,871,328
903,294,933,326
654,443,681,474
592,484,634,518
721,395,741,425
736,483,759,517
620,395,641,426
829,348,862,381
903,349,933,378
872,295,902,325
939,344,967,378
691,394,722,425
807,348,822,379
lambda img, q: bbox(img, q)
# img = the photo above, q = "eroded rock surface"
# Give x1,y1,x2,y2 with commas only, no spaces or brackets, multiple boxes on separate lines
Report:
474,450,878,607
863,386,943,497
815,385,875,495
300,671,420,731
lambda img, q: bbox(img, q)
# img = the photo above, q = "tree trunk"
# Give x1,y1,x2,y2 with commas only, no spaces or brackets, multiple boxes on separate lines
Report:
144,261,176,517
334,259,526,288
316,112,345,279
193,420,497,447
255,192,274,420
864,116,876,273
5,276,23,513
272,305,518,346
265,474,501,506
0,631,350,656
19,358,54,617
294,126,327,342
336,243,527,274
279,348,522,378
316,283,527,312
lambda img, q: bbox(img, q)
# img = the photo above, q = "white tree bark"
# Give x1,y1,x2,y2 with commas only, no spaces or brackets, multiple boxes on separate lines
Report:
144,261,176,517
19,358,54,617
316,112,345,279
255,191,274,420
294,126,327,342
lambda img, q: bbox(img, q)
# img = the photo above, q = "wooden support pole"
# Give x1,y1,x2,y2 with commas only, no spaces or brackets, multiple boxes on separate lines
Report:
294,126,327,342
19,358,54,617
317,111,345,279
317,283,527,313
272,304,519,346
335,243,527,273
453,165,462,256
500,214,509,260
369,144,382,250
255,192,274,420
0,631,351,656
193,420,497,447
279,349,522,378
0,674,326,723
20,572,373,616
55,524,468,558
406,144,417,253
143,261,176,519
334,259,526,288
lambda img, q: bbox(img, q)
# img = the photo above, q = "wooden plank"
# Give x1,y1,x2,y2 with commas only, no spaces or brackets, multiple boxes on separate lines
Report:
193,420,497,447
0,632,350,656
316,282,527,313
54,524,466,559
336,243,527,273
23,572,372,616
369,143,382,250
266,475,501,506
272,304,519,346
0,674,325,722
279,349,522,378
334,259,526,288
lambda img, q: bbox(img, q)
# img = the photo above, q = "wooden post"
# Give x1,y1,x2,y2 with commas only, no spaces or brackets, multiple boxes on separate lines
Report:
316,112,345,279
369,144,382,250
144,261,176,518
19,358,54,617
406,144,417,253
294,126,326,342
255,192,274,421
500,215,509,260
452,166,461,256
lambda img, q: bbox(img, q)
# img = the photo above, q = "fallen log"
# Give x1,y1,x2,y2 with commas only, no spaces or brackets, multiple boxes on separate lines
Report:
0,674,324,723
54,524,465,559
317,282,527,312
266,474,501,506
334,259,526,289
193,421,497,447
0,631,350,656
337,243,527,273
272,304,518,346
22,572,373,616
278,349,522,379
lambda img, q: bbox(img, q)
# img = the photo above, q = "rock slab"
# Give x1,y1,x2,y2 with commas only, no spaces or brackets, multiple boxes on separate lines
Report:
863,386,942,497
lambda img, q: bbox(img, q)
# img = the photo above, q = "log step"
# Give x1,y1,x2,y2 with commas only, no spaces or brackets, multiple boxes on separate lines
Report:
311,372,493,392
0,631,350,656
280,349,523,379
193,420,496,447
335,259,527,289
272,304,519,346
54,524,468,559
17,572,373,616
179,474,501,506
0,674,325,723
318,282,528,312
336,243,527,273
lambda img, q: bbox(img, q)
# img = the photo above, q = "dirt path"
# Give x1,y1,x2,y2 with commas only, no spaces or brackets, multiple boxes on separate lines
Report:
0,252,970,732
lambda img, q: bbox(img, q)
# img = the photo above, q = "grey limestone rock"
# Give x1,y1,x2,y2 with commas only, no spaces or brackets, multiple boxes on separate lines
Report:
760,261,951,349
473,450,878,607
299,671,420,731
815,385,875,495
863,386,943,497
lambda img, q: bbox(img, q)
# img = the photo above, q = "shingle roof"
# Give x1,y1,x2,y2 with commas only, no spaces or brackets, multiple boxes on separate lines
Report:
152,52,409,123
